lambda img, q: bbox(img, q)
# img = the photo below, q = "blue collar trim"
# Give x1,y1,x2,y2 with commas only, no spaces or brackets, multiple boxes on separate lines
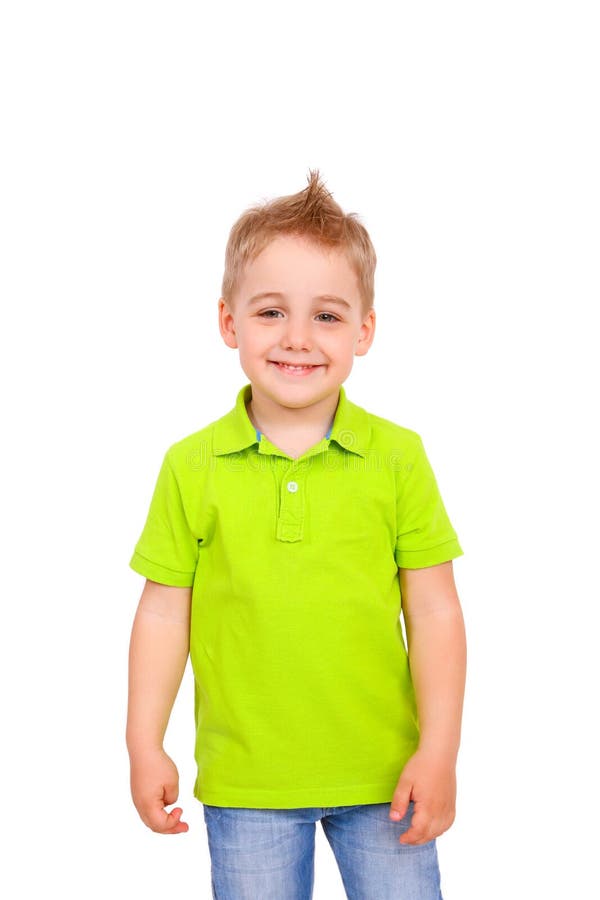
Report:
256,426,333,441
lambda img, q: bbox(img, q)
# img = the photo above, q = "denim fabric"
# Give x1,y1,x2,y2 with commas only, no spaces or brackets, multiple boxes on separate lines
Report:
202,801,443,899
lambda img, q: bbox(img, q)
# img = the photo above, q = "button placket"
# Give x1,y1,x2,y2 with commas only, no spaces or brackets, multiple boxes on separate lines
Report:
277,462,307,542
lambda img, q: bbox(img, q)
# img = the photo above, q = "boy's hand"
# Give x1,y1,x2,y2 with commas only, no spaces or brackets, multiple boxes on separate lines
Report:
389,748,456,845
129,747,189,834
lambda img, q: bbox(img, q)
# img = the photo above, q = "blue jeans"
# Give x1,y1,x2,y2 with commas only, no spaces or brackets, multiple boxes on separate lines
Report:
202,801,443,899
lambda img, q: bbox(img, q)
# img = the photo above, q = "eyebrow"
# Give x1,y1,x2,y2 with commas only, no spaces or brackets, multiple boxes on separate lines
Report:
246,291,353,310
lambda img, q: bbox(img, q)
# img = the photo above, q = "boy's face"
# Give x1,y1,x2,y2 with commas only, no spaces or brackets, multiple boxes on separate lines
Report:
218,234,376,414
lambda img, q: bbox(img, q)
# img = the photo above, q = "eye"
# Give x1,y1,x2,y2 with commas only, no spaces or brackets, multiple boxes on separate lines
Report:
316,313,339,323
257,310,339,323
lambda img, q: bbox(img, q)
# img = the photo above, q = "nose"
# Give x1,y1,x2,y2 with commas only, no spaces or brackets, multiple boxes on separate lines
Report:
281,315,313,351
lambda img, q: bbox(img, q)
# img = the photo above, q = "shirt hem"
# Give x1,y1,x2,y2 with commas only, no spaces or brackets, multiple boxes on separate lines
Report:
193,779,408,809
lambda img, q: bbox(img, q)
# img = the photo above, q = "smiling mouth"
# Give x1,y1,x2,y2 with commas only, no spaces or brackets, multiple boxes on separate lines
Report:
269,361,322,372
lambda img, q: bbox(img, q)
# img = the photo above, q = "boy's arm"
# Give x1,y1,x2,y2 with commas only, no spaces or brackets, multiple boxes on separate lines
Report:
126,578,192,834
389,560,467,845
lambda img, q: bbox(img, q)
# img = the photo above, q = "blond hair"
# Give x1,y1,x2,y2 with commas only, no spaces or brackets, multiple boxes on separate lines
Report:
221,169,376,317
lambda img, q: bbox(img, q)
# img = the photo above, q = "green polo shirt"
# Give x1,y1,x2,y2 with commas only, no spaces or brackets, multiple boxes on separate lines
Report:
129,382,463,808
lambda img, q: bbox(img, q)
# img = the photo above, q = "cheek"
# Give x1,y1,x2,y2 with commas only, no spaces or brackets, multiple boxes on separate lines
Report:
327,335,355,356
237,332,276,362
237,329,265,350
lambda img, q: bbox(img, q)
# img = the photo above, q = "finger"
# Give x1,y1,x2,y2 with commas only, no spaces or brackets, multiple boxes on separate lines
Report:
400,832,433,846
163,782,179,806
399,810,431,845
429,813,454,839
145,803,187,834
155,812,189,835
399,828,429,845
389,785,412,821
163,808,189,835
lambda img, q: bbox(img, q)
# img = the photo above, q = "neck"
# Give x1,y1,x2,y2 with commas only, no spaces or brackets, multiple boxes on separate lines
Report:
246,387,340,437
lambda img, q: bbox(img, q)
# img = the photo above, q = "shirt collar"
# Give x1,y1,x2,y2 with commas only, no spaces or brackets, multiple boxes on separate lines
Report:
212,382,370,458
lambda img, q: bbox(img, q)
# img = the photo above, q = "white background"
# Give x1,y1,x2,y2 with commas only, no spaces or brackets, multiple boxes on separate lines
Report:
2,1,598,897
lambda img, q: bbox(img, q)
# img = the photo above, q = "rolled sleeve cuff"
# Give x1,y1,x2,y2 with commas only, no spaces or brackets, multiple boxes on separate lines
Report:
395,538,464,569
129,551,196,587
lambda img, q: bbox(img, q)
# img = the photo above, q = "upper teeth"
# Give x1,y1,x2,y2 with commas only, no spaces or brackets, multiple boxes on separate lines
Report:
278,363,313,369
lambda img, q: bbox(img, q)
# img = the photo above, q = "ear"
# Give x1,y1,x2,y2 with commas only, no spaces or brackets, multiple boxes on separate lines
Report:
355,309,376,357
218,298,239,349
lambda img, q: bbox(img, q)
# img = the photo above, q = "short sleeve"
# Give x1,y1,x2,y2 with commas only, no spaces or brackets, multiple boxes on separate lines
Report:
395,435,464,569
129,450,199,586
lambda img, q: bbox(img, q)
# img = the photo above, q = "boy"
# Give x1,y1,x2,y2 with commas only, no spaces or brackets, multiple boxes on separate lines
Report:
126,170,466,899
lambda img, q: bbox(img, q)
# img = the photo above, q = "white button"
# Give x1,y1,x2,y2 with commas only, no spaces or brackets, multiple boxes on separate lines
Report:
287,481,298,493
